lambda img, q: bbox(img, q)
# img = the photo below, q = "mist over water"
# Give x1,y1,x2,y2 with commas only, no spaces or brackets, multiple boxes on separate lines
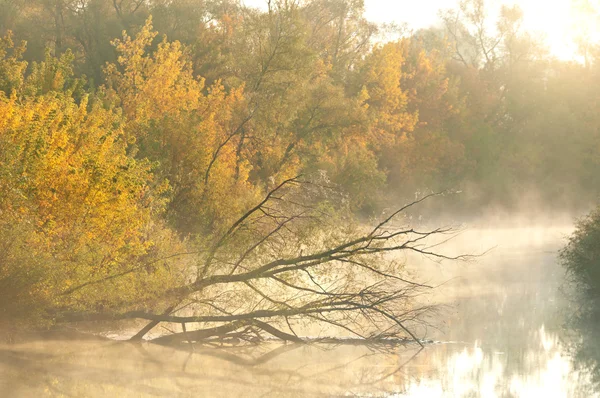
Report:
2,217,597,397
1,0,599,394
401,221,588,396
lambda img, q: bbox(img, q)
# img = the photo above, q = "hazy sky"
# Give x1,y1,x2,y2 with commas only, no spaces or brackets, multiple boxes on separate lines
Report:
241,0,599,60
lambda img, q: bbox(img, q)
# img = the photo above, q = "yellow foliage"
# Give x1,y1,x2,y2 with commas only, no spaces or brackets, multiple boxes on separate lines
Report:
105,18,259,234
358,40,419,145
0,32,27,94
0,78,180,320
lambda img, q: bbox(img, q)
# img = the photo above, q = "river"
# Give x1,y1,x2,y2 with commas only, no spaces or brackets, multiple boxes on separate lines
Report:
1,223,598,397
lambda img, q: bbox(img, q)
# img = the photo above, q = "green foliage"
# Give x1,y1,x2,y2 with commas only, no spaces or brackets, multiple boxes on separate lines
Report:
561,206,600,390
561,207,600,301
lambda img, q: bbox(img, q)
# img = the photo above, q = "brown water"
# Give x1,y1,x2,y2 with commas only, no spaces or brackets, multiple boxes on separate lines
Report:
1,225,597,397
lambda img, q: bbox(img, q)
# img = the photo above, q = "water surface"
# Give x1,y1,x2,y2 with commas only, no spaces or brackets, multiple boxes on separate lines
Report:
1,225,597,397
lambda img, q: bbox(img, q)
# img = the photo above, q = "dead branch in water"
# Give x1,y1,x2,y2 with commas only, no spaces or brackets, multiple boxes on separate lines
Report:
56,177,471,347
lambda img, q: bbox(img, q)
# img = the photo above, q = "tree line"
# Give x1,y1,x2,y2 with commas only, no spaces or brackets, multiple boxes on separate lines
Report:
0,0,598,340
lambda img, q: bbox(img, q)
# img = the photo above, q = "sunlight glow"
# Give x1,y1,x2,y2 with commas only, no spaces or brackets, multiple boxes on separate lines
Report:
513,0,576,59
506,0,600,60
241,1,598,61
399,327,597,397
363,0,600,61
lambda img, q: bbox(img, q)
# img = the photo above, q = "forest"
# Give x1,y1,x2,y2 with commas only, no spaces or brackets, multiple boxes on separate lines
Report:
0,0,599,345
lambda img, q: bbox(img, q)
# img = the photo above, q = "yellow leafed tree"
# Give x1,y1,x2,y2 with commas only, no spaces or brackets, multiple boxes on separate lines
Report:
105,18,259,234
0,35,182,324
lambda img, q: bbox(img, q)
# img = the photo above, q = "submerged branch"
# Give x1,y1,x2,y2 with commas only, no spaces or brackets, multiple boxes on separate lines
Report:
52,183,468,349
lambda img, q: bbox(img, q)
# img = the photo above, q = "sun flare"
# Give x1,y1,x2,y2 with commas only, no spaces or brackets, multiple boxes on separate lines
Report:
359,0,599,61
511,0,600,60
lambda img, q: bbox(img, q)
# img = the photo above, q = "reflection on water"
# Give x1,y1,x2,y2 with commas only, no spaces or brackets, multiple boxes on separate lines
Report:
1,225,599,397
404,327,597,397
0,334,596,397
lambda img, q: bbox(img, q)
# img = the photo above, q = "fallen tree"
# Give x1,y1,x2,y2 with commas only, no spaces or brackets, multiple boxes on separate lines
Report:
54,176,469,347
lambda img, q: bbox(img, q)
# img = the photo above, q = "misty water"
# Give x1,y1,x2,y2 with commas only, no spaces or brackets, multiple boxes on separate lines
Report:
1,223,598,397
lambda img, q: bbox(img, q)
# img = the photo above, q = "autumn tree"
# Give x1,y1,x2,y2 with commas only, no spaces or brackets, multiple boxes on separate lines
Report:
59,178,466,346
104,18,259,234
0,33,182,326
2,0,600,342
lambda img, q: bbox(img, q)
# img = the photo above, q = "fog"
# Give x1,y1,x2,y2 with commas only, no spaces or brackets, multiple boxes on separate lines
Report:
1,0,599,396
3,219,597,397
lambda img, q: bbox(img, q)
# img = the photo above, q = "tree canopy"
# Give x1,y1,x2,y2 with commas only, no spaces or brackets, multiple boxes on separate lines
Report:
0,0,599,342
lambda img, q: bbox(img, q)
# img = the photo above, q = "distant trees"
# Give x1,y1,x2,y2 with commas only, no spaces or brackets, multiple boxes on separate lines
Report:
436,0,600,210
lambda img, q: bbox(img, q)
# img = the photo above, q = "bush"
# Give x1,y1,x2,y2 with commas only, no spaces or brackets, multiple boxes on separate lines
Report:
561,206,600,303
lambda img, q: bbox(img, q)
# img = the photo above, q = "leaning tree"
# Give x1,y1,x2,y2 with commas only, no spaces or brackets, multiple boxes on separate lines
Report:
57,176,467,347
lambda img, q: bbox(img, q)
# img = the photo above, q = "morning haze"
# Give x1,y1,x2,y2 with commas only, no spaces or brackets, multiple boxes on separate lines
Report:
0,0,599,396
